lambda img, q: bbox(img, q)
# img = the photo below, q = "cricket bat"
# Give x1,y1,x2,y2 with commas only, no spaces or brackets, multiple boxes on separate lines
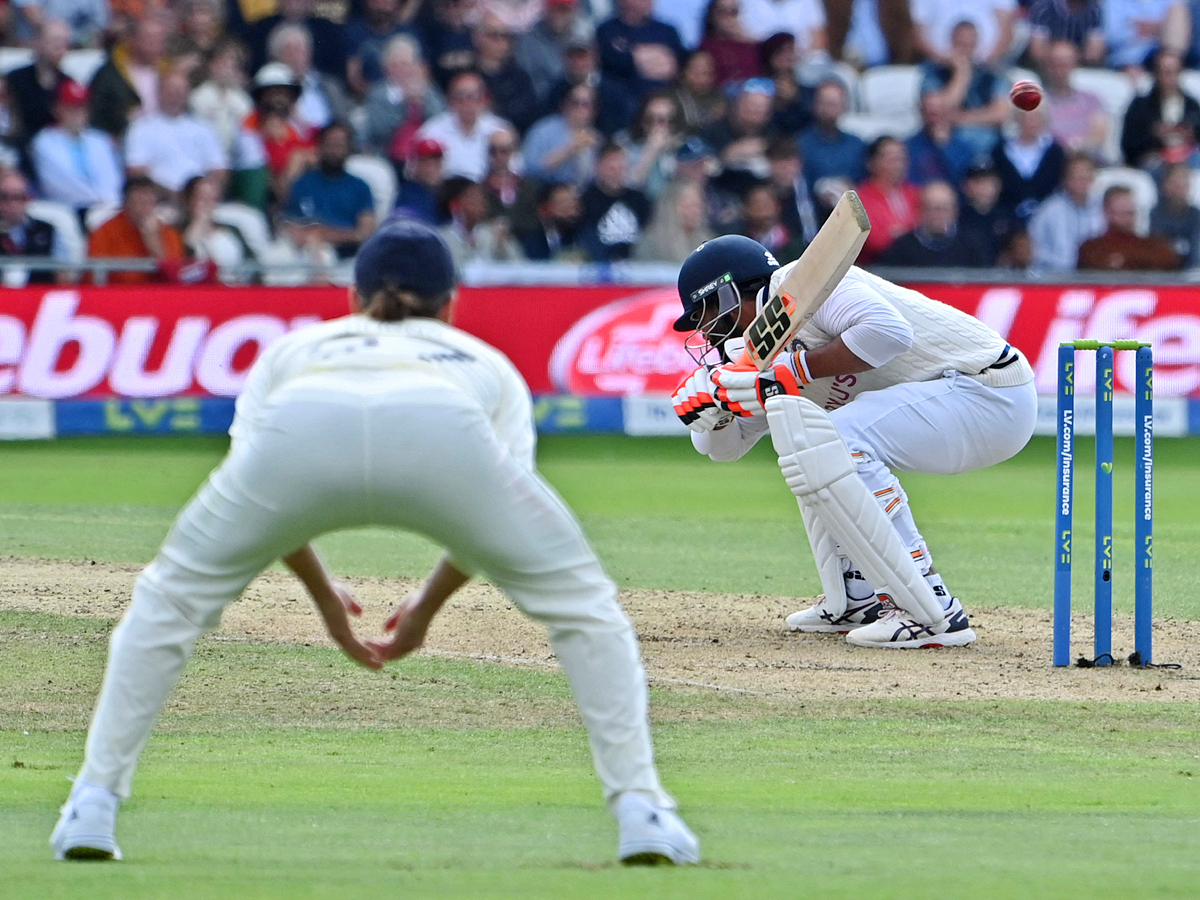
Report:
736,191,871,371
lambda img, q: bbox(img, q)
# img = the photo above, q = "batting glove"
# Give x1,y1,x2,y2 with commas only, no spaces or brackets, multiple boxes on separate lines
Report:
712,351,811,417
671,367,734,432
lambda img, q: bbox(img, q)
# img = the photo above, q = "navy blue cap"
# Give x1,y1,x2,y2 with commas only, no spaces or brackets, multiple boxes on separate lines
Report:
354,217,456,302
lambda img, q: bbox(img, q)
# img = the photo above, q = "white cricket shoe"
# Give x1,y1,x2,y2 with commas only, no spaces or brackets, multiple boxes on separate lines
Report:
51,782,122,861
845,595,977,649
785,594,886,634
616,793,700,866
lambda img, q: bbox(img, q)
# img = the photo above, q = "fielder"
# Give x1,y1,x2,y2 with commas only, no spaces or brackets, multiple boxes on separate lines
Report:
670,234,1037,648
51,220,698,866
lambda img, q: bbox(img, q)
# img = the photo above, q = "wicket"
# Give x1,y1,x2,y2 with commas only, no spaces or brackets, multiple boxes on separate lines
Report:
1054,340,1154,667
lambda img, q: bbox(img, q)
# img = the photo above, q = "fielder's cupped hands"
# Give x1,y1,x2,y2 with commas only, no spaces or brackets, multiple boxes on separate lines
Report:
319,580,385,670
367,592,434,662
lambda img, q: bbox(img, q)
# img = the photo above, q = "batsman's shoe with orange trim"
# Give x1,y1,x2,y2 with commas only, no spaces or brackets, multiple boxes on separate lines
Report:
785,593,886,634
616,793,700,866
845,596,977,649
51,782,122,861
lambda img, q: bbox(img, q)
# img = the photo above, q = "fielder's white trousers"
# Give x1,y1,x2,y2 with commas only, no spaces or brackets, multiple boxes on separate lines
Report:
78,379,673,812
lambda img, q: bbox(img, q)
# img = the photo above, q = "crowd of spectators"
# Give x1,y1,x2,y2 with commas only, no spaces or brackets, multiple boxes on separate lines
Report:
3,0,1200,280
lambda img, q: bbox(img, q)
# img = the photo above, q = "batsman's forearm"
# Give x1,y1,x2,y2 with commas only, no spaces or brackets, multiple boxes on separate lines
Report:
801,337,873,379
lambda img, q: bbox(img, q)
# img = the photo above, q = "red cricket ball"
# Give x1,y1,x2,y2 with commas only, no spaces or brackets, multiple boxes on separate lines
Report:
1010,80,1043,111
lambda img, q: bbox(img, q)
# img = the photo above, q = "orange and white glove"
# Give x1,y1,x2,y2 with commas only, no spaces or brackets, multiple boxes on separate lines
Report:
671,367,735,432
711,350,812,417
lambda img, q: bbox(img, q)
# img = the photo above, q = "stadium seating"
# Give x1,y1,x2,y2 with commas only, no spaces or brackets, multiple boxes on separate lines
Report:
858,65,922,119
1090,166,1157,234
346,154,397,223
27,199,83,263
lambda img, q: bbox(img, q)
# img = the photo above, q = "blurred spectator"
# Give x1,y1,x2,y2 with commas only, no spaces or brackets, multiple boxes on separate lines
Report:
1041,39,1109,160
126,70,228,195
0,170,67,283
1027,151,1103,271
703,79,776,180
912,0,1014,64
1149,162,1200,264
616,90,682,197
423,0,477,89
190,38,255,157
878,180,990,267
438,175,525,264
579,140,651,260
0,82,21,171
920,21,1008,157
10,0,106,47
831,0,916,66
6,18,69,150
996,228,1033,268
482,124,532,218
88,175,186,284
394,137,446,222
1121,50,1200,169
1078,184,1183,269
236,63,316,208
635,181,713,261
672,49,724,132
180,174,246,266
1027,0,1105,67
247,0,347,79
283,121,377,258
906,89,974,186
798,78,865,194
761,32,810,134
595,0,685,95
740,180,804,258
992,105,1065,219
474,13,540,134
668,134,742,229
31,79,123,212
741,0,828,59
168,0,224,82
958,158,1016,265
268,22,352,131
654,0,709,49
1104,0,1189,71
416,70,511,180
365,35,443,161
345,0,415,97
856,135,918,263
524,82,601,185
699,0,763,87
89,15,169,138
766,135,817,244
518,180,583,259
545,40,632,136
517,0,592,104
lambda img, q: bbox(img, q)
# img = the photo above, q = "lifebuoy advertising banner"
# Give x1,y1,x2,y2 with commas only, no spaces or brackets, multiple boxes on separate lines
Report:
1,281,1198,437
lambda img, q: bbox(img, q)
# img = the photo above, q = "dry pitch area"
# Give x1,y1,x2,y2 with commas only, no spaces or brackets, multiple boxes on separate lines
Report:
6,556,1198,704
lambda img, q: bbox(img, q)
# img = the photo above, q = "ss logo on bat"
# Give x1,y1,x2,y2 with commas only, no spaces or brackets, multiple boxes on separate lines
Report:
747,294,794,354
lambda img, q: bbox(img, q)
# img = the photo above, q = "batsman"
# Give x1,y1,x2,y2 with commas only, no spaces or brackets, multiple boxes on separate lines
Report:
671,194,1037,648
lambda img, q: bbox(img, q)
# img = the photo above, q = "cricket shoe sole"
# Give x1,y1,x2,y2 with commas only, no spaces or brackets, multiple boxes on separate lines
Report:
845,597,977,650
616,793,700,866
785,595,886,634
51,791,122,861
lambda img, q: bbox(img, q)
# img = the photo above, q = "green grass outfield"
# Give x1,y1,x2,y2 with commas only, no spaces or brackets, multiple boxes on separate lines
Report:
2,434,1200,899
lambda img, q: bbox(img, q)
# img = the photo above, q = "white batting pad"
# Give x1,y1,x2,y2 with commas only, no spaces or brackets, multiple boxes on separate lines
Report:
798,496,848,616
765,396,944,626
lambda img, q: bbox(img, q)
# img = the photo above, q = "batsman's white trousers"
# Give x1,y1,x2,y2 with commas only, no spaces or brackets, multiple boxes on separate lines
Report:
829,371,1038,476
78,376,673,811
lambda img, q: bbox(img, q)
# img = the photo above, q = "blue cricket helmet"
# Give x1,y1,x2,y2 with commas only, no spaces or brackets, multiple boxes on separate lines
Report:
354,217,456,304
673,235,780,332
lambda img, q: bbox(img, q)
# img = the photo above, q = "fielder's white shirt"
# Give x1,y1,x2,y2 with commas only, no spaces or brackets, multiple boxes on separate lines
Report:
230,314,536,469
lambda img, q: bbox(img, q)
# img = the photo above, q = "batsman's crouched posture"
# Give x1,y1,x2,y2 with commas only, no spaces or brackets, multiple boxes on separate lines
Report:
671,235,1037,648
52,220,698,866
